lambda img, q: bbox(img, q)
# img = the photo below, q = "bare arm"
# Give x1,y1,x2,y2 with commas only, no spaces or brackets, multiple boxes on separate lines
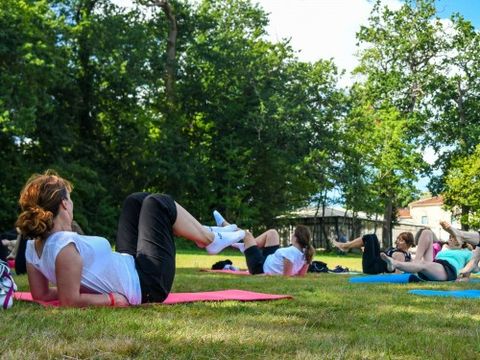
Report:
55,244,128,307
296,263,309,277
27,263,58,301
283,258,295,276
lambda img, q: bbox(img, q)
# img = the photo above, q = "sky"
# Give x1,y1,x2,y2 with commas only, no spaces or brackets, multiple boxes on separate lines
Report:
112,0,480,76
112,0,480,86
259,0,480,82
112,0,480,190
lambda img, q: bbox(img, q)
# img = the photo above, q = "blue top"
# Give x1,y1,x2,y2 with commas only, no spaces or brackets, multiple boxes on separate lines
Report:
435,248,472,275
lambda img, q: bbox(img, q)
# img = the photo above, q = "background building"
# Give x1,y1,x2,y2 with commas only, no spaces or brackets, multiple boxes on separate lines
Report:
277,195,455,249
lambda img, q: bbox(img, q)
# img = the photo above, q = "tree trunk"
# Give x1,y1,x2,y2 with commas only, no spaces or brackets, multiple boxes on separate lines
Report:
382,198,393,248
322,199,330,250
75,0,98,154
312,198,321,248
152,0,177,104
461,205,470,230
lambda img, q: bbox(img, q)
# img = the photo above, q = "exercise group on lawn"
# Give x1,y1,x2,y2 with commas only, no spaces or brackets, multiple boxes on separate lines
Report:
2,169,480,307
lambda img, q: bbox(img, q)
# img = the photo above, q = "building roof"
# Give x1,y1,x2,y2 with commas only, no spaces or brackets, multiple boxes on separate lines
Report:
281,206,383,222
397,208,412,219
409,195,444,208
281,205,423,227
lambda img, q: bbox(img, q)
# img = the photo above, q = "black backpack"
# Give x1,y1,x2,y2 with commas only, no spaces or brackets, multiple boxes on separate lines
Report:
308,260,329,273
211,259,233,270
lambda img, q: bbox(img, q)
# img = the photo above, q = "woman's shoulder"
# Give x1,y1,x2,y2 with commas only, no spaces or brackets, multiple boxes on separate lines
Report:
278,245,303,257
45,231,84,249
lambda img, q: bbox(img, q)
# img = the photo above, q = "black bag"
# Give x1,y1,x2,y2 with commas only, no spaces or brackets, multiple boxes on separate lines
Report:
330,265,349,273
211,259,233,270
308,260,329,273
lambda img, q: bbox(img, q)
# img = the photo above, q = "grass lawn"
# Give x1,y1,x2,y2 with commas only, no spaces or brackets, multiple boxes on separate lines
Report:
2,250,480,359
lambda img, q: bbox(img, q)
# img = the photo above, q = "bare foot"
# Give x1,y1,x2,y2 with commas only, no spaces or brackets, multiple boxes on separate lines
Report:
456,274,471,282
380,253,396,272
331,239,346,251
439,221,464,245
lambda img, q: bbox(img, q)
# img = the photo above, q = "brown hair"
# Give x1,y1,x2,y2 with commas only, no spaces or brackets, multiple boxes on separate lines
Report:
15,170,73,240
294,225,315,264
397,231,415,248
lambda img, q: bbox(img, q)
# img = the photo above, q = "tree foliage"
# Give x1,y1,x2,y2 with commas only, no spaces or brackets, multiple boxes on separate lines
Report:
0,0,479,241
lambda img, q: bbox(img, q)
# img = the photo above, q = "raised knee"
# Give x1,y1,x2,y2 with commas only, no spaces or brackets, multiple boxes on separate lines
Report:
266,229,280,244
267,229,279,238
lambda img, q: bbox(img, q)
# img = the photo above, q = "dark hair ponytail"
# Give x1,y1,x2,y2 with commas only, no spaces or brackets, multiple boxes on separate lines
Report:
294,225,315,264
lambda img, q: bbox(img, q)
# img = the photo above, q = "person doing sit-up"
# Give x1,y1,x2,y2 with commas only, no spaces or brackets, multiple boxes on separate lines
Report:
205,211,315,276
380,227,472,281
440,221,480,280
331,232,414,274
16,170,245,307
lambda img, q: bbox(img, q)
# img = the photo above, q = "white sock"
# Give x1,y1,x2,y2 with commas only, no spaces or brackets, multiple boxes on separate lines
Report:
206,230,245,255
213,210,226,226
231,242,245,253
202,224,238,233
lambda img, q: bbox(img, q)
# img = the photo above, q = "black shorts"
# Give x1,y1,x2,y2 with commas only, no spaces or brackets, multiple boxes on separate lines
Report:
418,259,457,281
434,259,457,281
116,193,178,303
244,245,279,274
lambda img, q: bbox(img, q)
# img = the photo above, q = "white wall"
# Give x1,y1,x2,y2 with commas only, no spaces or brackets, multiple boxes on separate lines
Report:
409,205,459,241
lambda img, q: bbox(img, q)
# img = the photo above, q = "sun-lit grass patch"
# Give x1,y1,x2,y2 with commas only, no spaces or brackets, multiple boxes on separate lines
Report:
2,251,480,359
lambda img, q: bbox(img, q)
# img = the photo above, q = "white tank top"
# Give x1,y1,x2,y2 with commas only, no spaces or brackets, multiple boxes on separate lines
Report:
25,231,141,305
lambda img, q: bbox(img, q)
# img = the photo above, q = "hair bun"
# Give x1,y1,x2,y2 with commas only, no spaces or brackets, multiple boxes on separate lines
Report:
15,206,54,239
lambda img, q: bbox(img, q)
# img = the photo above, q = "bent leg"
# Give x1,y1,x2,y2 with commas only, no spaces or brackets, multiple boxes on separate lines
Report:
381,254,448,281
254,229,280,248
173,203,214,248
413,229,434,262
135,194,178,303
116,192,150,256
362,234,386,274
440,221,480,246
332,236,364,251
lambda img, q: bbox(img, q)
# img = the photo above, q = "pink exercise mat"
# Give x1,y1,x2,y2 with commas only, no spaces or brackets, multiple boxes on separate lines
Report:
14,289,292,307
200,269,252,275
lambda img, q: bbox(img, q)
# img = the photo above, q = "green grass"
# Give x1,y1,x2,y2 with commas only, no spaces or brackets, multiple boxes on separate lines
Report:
2,251,480,359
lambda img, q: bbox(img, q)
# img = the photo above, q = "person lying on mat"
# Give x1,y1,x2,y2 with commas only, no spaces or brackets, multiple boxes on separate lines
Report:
204,211,314,276
15,170,245,307
440,221,480,280
242,226,315,276
331,232,414,274
380,228,472,281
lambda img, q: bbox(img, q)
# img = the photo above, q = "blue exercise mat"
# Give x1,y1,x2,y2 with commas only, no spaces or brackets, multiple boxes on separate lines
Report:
409,289,480,298
349,273,422,284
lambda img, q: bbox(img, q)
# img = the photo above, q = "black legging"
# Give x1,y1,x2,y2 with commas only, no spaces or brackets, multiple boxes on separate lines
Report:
0,242,8,262
115,192,178,303
362,234,388,274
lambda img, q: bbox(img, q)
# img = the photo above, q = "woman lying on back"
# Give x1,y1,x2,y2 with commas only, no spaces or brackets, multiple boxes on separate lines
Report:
380,227,472,281
331,232,414,274
207,211,315,276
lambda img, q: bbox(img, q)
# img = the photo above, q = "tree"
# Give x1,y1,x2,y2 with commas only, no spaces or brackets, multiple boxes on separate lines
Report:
443,145,480,229
352,0,444,245
426,14,480,203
